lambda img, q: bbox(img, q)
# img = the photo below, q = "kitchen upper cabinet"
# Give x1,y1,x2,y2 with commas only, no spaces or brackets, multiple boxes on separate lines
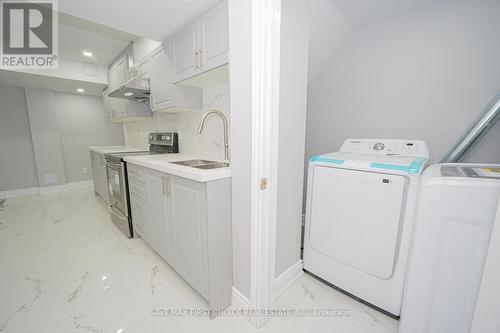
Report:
148,47,175,111
170,176,208,296
104,89,151,122
146,45,202,112
171,23,198,82
111,97,129,119
198,1,229,73
168,0,228,83
105,53,152,122
102,89,113,121
108,55,127,92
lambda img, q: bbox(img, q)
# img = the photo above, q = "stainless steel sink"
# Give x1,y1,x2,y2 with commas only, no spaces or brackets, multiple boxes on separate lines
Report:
192,163,229,170
171,159,217,166
171,160,229,169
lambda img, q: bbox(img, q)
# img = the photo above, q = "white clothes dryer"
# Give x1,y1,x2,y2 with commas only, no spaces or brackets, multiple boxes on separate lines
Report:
303,138,429,317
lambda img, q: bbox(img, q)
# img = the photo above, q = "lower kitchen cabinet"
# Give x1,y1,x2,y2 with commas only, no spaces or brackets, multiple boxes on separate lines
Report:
145,169,175,263
170,176,208,296
90,150,109,203
127,164,232,315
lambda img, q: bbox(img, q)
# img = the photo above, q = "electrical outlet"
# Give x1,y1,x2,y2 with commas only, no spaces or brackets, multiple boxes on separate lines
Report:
83,168,89,175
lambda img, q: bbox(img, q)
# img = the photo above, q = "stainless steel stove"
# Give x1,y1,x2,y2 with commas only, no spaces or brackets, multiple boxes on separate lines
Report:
104,132,179,237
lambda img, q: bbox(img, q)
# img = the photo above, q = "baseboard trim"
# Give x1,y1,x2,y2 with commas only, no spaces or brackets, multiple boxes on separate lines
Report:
39,184,68,195
0,187,39,199
272,259,304,301
1,181,94,199
67,180,94,190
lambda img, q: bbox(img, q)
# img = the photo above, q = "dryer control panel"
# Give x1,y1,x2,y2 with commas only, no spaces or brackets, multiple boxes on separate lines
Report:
340,139,429,157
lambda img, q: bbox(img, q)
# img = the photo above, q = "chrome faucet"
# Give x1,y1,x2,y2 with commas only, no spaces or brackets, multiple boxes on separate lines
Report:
197,110,230,161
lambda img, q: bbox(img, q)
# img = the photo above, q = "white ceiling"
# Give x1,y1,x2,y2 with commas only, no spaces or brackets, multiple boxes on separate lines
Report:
58,0,221,42
58,13,137,65
330,0,436,27
0,70,106,96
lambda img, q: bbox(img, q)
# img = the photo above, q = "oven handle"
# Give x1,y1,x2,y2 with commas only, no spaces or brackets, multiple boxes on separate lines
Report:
109,205,127,221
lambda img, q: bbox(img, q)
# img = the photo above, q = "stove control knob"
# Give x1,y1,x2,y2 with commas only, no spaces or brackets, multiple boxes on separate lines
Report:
373,142,385,151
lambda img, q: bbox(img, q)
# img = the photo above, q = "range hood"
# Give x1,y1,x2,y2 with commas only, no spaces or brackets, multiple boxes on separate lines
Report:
108,77,150,104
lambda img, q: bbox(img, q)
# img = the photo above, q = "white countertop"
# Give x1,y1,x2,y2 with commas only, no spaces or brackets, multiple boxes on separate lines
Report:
88,146,148,154
124,153,231,182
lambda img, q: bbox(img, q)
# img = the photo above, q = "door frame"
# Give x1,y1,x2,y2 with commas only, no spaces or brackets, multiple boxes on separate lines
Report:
248,0,282,327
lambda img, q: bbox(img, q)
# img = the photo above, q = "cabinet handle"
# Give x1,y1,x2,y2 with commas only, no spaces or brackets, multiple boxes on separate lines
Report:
195,50,202,69
194,50,198,70
162,177,166,195
165,178,172,195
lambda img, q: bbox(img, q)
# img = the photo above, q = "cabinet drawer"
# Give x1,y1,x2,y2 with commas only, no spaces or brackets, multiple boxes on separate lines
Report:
128,165,146,184
132,212,148,231
131,199,149,221
129,180,148,202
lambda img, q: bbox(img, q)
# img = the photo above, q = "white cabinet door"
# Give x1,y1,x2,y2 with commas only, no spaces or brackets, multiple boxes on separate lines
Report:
146,170,175,263
198,1,229,72
148,47,174,111
108,55,127,92
111,98,128,118
108,55,129,119
102,89,113,121
171,23,198,82
171,176,208,296
135,57,150,78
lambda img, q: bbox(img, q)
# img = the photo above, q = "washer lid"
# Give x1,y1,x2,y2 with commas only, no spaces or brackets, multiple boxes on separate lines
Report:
310,152,428,174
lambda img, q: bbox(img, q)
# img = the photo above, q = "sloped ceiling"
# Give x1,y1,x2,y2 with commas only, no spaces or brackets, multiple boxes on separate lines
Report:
308,0,352,82
308,0,441,82
329,0,436,27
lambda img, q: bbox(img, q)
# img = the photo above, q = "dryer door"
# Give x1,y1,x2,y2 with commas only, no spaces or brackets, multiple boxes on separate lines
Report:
309,166,407,279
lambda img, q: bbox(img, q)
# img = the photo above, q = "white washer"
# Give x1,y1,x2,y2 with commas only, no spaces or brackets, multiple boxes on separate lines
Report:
399,163,500,333
303,138,429,317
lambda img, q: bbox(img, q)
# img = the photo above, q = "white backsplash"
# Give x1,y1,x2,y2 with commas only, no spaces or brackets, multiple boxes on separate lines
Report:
123,82,229,161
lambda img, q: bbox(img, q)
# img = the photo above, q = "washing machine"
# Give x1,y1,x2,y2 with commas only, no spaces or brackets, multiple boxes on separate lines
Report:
303,138,429,317
399,163,500,333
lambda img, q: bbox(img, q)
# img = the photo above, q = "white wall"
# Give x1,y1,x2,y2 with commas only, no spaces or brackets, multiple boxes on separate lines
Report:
274,0,310,278
123,82,230,160
227,0,253,299
133,37,162,63
0,86,39,192
306,0,500,166
54,92,125,182
25,88,68,187
308,0,352,82
0,86,124,192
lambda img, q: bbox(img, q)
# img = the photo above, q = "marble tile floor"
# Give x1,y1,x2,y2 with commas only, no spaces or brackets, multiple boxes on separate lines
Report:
0,188,398,333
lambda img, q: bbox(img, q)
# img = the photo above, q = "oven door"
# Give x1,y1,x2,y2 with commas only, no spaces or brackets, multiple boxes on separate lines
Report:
106,161,128,216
